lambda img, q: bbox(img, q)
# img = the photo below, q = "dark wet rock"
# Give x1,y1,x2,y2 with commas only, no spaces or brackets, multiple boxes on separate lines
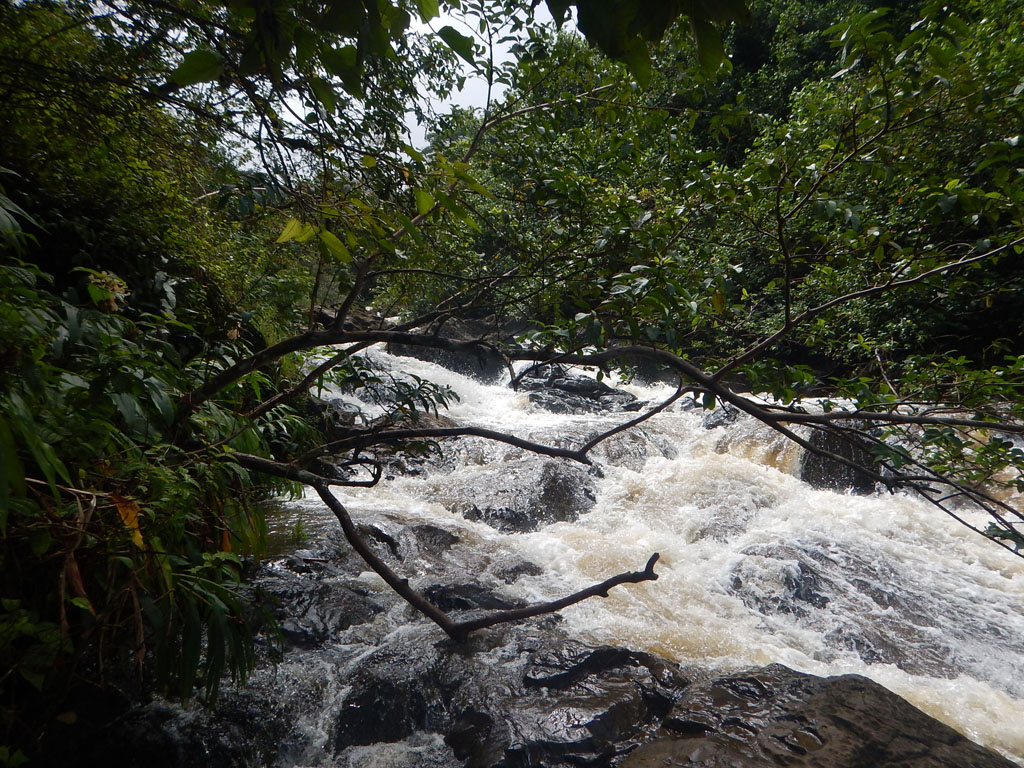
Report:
516,365,640,413
441,458,598,532
93,631,1016,768
76,525,1018,768
590,428,679,471
306,395,360,441
65,478,1018,768
79,699,278,768
385,318,523,382
422,583,526,613
701,402,740,429
254,558,385,649
800,426,877,494
726,543,969,679
624,664,1013,767
729,545,831,617
493,559,544,584
410,523,460,553
63,614,1021,768
358,521,402,559
363,413,465,479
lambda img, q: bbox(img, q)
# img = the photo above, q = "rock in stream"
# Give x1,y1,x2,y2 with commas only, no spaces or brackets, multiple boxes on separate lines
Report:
70,521,1016,768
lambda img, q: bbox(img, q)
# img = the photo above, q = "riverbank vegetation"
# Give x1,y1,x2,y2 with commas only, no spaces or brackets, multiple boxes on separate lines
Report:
2,0,1022,762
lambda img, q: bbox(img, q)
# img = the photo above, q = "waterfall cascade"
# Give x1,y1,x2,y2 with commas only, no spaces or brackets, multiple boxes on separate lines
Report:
274,348,1024,763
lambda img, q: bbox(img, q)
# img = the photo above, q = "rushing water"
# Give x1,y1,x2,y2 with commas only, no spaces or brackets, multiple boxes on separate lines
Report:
272,349,1024,763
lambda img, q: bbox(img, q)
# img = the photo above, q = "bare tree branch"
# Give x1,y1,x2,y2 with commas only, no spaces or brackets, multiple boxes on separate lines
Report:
298,426,591,465
313,480,658,643
450,553,660,639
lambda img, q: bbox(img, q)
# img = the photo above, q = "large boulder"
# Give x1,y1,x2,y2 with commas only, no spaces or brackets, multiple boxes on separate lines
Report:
385,318,523,383
516,365,642,414
624,663,1011,768
80,627,1018,768
799,426,877,494
438,457,599,532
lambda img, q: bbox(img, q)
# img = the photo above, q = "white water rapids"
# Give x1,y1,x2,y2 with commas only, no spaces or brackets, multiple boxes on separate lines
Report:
272,349,1024,763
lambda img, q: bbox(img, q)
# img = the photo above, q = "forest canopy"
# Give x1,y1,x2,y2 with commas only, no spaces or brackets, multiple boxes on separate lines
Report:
1,0,1023,762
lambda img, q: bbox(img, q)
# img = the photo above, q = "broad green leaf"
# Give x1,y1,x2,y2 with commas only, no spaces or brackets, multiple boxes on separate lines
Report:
451,167,493,197
622,39,652,87
276,218,304,243
145,377,175,425
434,190,481,232
437,25,475,64
321,44,362,97
691,19,726,75
395,213,425,245
414,189,435,216
403,143,426,163
19,668,45,692
169,50,223,86
308,76,337,113
416,0,439,21
361,155,378,168
0,415,25,517
319,229,352,262
6,394,69,498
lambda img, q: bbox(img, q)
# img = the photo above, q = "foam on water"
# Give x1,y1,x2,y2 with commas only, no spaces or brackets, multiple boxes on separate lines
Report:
310,350,1024,763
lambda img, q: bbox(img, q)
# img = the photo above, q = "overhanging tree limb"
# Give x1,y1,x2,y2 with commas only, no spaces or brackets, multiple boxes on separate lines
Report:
308,479,660,643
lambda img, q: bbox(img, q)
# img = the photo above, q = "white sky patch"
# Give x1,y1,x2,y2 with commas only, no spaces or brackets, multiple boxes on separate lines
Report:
405,4,564,148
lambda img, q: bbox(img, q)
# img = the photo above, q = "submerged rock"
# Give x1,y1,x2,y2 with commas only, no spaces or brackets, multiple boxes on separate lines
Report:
439,458,598,532
384,318,518,383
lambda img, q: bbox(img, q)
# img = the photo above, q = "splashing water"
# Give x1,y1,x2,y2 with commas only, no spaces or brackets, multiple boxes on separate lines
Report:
287,349,1024,763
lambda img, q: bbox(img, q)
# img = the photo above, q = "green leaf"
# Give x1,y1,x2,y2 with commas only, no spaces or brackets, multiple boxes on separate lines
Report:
169,50,223,86
361,155,378,168
19,667,45,692
416,0,439,21
308,76,337,113
434,190,481,232
145,378,175,425
69,597,93,612
414,189,435,216
29,528,52,558
437,25,475,64
402,143,426,163
6,394,69,498
0,415,25,518
691,19,726,75
395,213,425,245
319,229,352,262
451,165,493,197
321,44,362,97
621,38,652,87
276,218,304,243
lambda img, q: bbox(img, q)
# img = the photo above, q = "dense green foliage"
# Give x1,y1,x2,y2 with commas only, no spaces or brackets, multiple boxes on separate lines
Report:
0,4,318,759
1,0,1022,763
397,0,1024,495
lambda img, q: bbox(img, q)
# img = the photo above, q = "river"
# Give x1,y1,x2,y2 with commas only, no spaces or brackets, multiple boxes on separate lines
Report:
268,348,1024,763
